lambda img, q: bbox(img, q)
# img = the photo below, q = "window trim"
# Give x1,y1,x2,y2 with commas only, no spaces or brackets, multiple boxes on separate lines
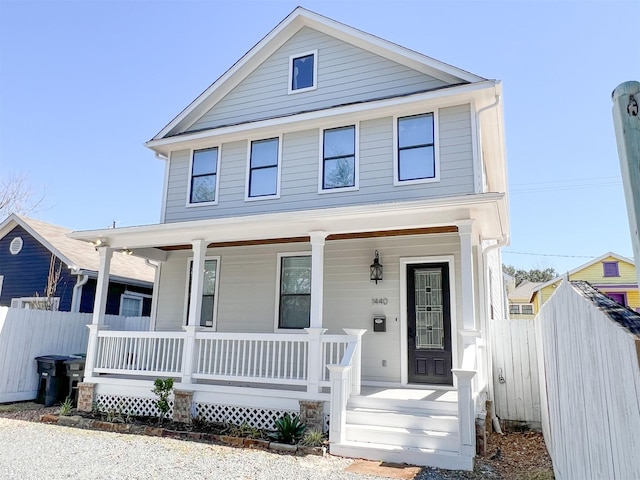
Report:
11,297,60,311
245,136,282,201
274,251,312,332
318,123,359,194
392,111,440,186
602,261,620,277
186,146,221,207
183,255,221,329
288,50,318,95
119,293,144,317
509,303,534,315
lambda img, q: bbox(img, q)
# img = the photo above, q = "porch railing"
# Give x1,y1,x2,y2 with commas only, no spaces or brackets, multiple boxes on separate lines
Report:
87,326,365,395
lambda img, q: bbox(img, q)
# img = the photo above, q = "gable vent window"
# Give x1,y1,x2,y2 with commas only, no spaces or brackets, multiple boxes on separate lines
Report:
603,261,619,277
9,237,23,255
189,147,219,204
288,50,317,94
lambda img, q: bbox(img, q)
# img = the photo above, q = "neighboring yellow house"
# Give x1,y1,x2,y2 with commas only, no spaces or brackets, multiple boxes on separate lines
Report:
532,252,639,314
505,275,542,319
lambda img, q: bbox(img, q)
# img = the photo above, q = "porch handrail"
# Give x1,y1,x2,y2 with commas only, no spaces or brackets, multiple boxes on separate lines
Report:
452,342,478,458
328,329,366,444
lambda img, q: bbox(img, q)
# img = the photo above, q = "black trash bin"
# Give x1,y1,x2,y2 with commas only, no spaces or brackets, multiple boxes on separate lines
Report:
64,355,86,406
35,355,71,406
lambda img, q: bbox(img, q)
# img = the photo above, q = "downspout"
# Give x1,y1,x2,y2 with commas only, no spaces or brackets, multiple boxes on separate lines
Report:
146,259,160,332
476,84,507,434
70,272,90,313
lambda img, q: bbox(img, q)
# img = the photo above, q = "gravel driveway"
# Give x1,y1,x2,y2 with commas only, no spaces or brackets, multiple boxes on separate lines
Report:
0,417,395,480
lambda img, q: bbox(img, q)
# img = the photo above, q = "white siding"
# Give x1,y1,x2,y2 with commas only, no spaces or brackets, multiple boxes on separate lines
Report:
154,233,463,384
185,27,450,133
163,104,474,223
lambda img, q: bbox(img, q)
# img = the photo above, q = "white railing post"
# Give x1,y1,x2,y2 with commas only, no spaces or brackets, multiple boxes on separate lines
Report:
327,365,350,444
305,327,327,394
453,342,478,458
181,326,198,384
342,329,366,395
83,324,107,379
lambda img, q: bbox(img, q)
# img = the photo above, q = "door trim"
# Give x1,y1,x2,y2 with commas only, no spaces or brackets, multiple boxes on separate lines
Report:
399,255,458,387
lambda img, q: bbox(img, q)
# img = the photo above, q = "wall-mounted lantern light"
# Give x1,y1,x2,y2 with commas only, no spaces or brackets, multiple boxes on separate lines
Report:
370,250,383,284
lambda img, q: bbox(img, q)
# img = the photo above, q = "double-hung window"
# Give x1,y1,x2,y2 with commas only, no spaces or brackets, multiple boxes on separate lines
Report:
395,113,437,184
186,258,219,328
321,125,356,190
189,148,218,204
248,138,279,199
278,255,311,329
288,50,317,94
119,294,144,317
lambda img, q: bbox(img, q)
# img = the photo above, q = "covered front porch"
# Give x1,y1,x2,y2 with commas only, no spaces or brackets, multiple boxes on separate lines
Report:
71,195,504,468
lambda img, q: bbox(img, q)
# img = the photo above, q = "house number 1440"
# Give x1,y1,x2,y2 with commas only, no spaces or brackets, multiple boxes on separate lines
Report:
372,298,388,305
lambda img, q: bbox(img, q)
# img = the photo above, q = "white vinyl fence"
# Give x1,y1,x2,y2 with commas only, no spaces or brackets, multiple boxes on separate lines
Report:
536,281,640,480
0,307,150,403
490,318,541,427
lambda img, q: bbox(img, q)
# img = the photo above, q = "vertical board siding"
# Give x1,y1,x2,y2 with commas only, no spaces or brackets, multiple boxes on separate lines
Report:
536,282,640,480
163,105,474,223
490,319,541,425
186,27,450,133
0,308,150,402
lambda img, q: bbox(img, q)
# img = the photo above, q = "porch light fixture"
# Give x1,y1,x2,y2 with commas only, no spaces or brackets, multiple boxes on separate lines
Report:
120,248,133,256
370,250,383,284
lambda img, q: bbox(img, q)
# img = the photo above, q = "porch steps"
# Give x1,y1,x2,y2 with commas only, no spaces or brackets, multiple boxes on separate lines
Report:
331,392,472,471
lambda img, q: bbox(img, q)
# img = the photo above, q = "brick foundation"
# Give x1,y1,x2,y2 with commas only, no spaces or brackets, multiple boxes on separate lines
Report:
298,400,324,433
172,390,193,424
476,400,492,456
77,383,95,412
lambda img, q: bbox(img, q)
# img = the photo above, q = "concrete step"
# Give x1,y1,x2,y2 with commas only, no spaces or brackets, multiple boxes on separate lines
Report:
345,423,459,451
347,406,458,432
330,440,473,471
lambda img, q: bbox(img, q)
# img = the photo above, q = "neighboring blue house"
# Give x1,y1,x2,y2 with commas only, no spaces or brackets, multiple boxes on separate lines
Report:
0,214,154,316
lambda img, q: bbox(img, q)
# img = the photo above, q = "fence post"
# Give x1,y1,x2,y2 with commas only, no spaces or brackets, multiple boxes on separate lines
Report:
342,329,366,396
305,327,327,394
327,364,350,444
181,326,198,384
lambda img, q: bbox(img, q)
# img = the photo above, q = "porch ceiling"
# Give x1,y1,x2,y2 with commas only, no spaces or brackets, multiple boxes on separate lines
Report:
69,193,506,253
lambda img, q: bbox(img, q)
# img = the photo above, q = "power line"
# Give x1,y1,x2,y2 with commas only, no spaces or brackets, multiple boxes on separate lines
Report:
503,251,597,259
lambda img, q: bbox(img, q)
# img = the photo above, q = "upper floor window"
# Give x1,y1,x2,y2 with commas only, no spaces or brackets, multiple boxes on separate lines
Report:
603,261,619,277
247,138,280,199
189,147,219,204
321,125,357,191
395,113,438,185
277,254,311,329
288,50,317,94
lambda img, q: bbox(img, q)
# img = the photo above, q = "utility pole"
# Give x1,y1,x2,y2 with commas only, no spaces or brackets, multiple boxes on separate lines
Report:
612,81,640,288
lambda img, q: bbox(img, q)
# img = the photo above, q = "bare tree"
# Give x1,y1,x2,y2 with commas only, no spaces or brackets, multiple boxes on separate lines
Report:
0,172,44,217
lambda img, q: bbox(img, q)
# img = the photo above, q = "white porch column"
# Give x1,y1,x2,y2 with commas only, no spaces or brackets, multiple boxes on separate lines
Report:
91,247,113,326
309,231,327,329
458,222,477,332
85,247,113,379
187,239,207,327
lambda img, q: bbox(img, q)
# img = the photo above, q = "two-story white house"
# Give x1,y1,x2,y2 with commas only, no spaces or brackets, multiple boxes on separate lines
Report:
71,7,508,470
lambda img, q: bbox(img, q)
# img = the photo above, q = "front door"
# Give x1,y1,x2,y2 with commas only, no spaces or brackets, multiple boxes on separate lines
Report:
407,263,453,385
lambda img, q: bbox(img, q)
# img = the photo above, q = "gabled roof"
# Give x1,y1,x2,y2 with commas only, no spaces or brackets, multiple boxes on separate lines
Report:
0,214,154,285
148,6,486,143
507,280,543,303
532,252,635,294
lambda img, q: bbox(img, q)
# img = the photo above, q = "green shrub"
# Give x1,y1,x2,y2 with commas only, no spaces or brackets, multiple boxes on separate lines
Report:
152,377,174,425
58,397,73,416
300,429,325,447
268,413,306,444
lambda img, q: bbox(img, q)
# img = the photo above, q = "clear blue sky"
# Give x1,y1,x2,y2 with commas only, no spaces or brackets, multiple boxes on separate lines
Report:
1,0,638,273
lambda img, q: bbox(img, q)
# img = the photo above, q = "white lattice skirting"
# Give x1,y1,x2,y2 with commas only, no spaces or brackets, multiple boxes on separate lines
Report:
96,394,173,417
195,403,298,430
